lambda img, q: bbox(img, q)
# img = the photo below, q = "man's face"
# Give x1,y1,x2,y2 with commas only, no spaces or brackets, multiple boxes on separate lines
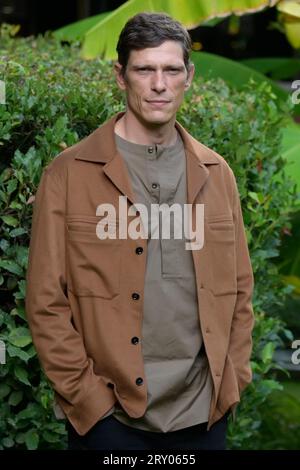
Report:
114,40,194,126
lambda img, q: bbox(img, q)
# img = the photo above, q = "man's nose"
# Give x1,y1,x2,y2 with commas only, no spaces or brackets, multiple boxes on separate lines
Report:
151,71,167,93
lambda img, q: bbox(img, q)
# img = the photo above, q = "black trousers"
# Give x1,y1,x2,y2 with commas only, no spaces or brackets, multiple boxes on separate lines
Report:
67,412,229,450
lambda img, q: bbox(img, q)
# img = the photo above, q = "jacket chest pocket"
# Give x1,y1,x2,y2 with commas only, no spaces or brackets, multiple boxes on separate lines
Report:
206,218,237,296
66,216,121,299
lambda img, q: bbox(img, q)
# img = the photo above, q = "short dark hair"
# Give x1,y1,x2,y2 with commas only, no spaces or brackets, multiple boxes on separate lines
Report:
116,12,192,75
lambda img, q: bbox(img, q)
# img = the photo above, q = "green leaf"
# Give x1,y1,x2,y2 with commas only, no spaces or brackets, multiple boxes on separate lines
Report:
7,178,18,194
42,430,61,443
10,306,27,321
281,132,300,194
14,279,26,299
242,57,300,80
41,393,49,409
9,390,23,406
9,227,27,237
9,326,32,347
249,192,260,204
16,246,29,269
14,365,31,385
9,335,32,347
259,379,283,392
261,342,275,363
2,437,14,448
0,239,10,253
0,259,23,276
277,0,300,18
53,12,110,41
283,328,294,342
1,215,18,227
7,277,18,290
0,383,11,399
9,200,23,210
17,403,40,420
8,344,31,362
15,433,26,444
25,430,39,450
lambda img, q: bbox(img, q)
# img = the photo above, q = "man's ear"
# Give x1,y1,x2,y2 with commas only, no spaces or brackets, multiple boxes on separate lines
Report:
114,61,127,91
184,62,195,91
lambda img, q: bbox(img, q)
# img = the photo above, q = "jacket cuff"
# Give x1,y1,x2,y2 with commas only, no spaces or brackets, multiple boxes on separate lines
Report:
56,382,117,435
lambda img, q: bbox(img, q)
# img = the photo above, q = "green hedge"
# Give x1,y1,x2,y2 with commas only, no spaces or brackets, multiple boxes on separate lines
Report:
0,26,297,449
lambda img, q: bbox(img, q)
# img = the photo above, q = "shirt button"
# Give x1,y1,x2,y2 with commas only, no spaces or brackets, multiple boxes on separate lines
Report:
131,336,139,345
151,183,158,189
135,247,143,255
147,147,154,154
206,327,211,334
132,292,140,300
136,377,143,386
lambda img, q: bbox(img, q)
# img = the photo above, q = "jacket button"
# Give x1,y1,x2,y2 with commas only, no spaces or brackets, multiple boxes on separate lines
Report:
136,377,143,386
151,183,158,189
131,336,139,345
132,292,140,300
107,382,114,389
135,247,143,255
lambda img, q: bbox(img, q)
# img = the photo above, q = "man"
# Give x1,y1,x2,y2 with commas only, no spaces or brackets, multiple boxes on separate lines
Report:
25,12,255,450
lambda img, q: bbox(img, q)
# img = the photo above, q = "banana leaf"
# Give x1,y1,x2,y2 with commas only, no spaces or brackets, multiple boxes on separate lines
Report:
241,57,300,80
277,0,300,49
53,0,280,59
277,122,300,289
191,51,290,100
53,12,110,41
281,123,300,195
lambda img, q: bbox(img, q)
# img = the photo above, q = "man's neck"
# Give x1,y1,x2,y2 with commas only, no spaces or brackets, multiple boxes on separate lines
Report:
114,112,178,147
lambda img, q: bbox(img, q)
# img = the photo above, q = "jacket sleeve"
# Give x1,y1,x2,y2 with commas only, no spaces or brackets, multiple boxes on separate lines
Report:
25,164,114,435
228,168,255,395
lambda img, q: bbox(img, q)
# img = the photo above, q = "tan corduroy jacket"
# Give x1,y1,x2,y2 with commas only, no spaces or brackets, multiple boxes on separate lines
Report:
25,111,255,436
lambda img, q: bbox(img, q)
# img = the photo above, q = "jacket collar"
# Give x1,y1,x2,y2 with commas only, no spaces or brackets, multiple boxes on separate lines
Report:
74,111,220,166
74,112,220,205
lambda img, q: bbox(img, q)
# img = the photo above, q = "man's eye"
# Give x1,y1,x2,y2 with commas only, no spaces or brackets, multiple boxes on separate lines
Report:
136,68,180,74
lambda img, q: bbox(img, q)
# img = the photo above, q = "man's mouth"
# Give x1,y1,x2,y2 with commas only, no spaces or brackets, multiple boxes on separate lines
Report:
146,100,170,107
